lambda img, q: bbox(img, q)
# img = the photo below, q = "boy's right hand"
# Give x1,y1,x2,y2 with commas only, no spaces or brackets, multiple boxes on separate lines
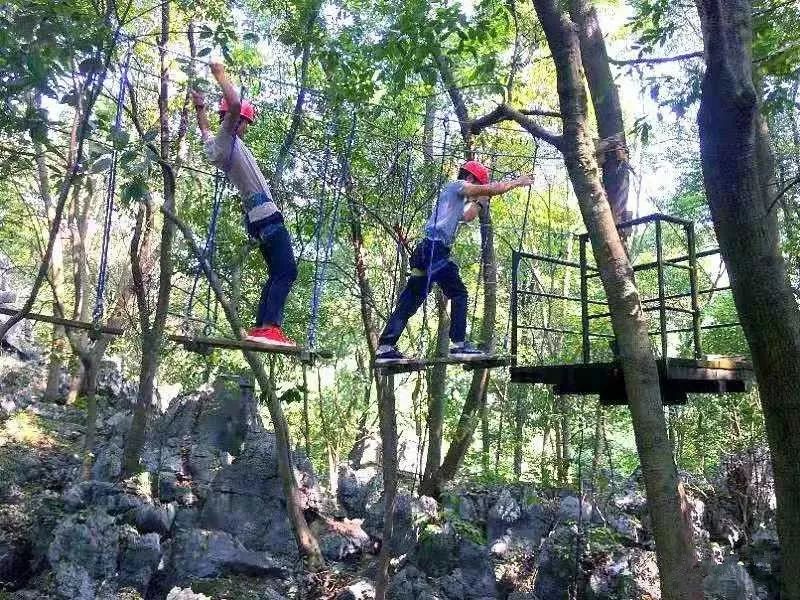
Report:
517,174,534,187
190,89,206,108
209,61,226,77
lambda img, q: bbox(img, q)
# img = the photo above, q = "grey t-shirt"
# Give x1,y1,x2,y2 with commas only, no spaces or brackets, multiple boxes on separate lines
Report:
203,114,279,222
424,180,467,246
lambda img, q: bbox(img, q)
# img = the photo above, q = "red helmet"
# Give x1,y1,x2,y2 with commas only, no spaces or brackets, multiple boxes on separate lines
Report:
219,98,256,123
461,160,490,185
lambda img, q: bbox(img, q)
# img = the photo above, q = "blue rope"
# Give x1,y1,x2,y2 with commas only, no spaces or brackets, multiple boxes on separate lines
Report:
184,171,225,325
92,46,132,324
388,152,412,309
307,114,357,350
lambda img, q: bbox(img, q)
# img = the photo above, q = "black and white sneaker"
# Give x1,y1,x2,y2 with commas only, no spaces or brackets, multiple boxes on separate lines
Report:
449,342,486,359
375,345,407,364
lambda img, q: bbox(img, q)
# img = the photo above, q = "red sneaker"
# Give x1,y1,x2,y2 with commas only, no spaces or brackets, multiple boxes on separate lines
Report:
246,325,297,347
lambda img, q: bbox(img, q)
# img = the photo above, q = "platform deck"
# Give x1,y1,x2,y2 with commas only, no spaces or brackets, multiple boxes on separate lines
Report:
510,357,754,406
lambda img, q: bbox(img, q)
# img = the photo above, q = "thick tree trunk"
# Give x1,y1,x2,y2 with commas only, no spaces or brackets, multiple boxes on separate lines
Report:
532,1,703,596
696,2,800,597
568,0,630,224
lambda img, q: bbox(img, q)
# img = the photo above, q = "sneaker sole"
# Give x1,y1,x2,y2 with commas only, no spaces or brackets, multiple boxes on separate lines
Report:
449,353,487,360
245,335,298,347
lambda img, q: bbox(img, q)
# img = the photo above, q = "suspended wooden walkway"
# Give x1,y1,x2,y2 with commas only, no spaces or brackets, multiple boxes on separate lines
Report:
373,354,514,375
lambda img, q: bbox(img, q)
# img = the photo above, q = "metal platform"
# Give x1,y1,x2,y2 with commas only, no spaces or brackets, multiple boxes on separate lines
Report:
373,354,514,375
167,334,332,361
510,357,754,406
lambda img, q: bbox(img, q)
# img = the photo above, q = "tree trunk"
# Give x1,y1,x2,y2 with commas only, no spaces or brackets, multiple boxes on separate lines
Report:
122,5,178,476
33,135,68,402
164,205,324,567
421,97,450,488
532,1,703,596
481,392,491,473
421,205,497,496
345,189,400,597
422,292,449,487
0,47,111,342
512,385,526,480
568,0,630,224
590,402,605,492
695,2,800,597
558,396,571,485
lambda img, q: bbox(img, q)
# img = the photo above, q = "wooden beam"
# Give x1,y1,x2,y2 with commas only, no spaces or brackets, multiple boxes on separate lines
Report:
166,333,333,360
0,307,124,336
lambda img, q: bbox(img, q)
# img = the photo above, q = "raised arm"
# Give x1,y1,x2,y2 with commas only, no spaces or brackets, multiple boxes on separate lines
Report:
210,61,241,127
190,90,211,138
461,174,534,199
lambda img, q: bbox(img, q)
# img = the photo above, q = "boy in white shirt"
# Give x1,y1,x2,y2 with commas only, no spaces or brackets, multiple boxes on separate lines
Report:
191,62,297,346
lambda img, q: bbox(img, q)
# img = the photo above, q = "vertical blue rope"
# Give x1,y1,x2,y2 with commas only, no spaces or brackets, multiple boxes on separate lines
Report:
92,46,132,324
185,171,225,324
307,113,357,350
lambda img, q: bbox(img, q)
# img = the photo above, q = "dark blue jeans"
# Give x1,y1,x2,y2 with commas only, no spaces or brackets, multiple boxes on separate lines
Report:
252,214,297,328
378,239,468,347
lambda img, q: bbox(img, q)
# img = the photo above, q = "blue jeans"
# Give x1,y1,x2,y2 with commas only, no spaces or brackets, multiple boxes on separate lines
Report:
252,214,297,328
378,239,468,347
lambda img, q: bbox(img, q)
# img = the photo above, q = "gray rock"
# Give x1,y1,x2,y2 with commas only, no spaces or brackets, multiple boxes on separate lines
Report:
48,510,119,600
533,525,579,600
198,430,319,557
63,480,144,515
704,558,757,600
0,534,32,588
337,579,376,600
388,566,439,600
454,541,496,598
134,502,175,535
167,528,289,583
365,492,438,554
487,495,552,550
558,495,593,522
317,518,373,561
338,464,380,517
117,529,161,593
166,588,212,600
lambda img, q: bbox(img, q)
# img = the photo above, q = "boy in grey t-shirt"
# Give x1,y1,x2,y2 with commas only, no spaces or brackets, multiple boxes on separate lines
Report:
376,161,533,362
191,62,297,347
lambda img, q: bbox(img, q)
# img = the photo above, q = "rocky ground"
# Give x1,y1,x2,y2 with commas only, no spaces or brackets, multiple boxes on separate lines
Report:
0,347,783,599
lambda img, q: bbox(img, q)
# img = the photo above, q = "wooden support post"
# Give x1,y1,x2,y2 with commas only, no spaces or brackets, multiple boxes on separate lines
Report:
686,223,702,358
579,236,590,363
655,219,668,359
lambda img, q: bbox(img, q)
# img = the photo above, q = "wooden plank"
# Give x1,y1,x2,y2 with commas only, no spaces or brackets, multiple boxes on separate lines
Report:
0,307,124,336
373,355,514,374
166,334,332,360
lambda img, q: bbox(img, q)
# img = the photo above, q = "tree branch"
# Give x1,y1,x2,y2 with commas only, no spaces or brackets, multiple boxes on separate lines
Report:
610,51,703,66
470,104,564,150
